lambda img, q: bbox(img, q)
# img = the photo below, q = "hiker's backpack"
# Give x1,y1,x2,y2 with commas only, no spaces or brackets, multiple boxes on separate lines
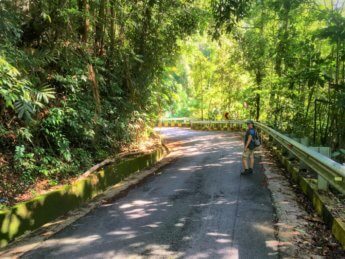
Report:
253,130,261,147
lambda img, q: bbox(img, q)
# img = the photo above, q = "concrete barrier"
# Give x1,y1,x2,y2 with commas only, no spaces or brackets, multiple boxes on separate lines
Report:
271,147,345,248
0,146,167,248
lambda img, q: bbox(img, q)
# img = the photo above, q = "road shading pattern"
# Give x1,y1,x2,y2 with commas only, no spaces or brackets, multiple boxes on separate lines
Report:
24,128,277,259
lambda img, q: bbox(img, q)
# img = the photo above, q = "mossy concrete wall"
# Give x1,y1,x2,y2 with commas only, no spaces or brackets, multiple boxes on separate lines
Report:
157,121,190,128
270,144,345,249
0,147,166,248
191,122,243,131
157,121,244,131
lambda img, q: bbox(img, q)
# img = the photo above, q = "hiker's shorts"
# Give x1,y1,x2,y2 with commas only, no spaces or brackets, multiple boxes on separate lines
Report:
242,148,255,159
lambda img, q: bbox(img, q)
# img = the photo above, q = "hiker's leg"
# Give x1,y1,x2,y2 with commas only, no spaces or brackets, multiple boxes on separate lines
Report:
242,157,248,169
242,150,249,169
249,151,254,170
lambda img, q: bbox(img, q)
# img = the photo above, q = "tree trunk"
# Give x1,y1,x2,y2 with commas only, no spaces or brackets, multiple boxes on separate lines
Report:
78,0,90,43
95,0,107,55
255,70,262,121
109,0,116,55
88,64,101,115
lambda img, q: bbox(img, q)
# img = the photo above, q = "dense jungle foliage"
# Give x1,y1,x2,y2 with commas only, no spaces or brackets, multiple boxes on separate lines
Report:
0,0,344,204
0,0,203,203
165,0,345,158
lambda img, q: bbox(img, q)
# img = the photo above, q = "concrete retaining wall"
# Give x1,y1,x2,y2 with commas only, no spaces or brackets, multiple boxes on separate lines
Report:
270,145,345,248
190,122,243,131
157,121,244,130
0,146,167,248
157,121,190,128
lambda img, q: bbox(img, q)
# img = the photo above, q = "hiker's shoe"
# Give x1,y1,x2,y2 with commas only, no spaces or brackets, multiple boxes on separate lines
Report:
241,170,250,175
248,168,253,174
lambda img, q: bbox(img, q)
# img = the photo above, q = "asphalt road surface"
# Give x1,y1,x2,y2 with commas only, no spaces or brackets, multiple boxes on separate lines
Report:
23,128,278,259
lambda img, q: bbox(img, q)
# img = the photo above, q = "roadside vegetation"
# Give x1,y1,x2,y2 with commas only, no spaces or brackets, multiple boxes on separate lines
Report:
0,0,202,206
0,0,344,206
164,0,345,162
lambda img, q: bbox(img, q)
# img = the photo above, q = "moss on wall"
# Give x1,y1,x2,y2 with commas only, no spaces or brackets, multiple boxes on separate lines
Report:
0,147,166,248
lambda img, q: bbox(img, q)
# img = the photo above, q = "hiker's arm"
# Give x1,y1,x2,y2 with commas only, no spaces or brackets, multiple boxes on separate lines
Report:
245,135,252,150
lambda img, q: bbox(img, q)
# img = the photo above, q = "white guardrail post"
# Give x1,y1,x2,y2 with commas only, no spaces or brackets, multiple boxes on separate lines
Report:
186,119,345,194
255,122,345,194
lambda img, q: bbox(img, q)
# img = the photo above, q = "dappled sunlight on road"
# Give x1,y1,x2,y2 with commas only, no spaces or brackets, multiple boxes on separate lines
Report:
22,128,278,259
107,229,138,239
179,165,203,171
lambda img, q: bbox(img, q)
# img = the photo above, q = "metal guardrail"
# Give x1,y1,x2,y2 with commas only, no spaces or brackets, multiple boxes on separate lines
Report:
186,120,345,195
157,118,192,127
190,120,244,125
255,122,345,194
158,117,190,121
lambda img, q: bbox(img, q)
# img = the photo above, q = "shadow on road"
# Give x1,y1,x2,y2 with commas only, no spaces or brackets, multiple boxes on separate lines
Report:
23,128,278,259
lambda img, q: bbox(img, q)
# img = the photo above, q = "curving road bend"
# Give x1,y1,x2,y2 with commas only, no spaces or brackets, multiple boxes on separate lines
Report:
23,128,278,259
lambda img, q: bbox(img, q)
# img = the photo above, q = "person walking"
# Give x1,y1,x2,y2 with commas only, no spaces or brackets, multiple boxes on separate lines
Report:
241,120,257,175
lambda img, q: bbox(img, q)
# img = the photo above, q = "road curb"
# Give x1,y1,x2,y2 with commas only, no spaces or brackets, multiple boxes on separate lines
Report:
0,145,175,257
259,147,311,257
270,146,345,249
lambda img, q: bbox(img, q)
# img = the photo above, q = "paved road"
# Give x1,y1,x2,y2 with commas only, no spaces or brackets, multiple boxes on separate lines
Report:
24,128,278,259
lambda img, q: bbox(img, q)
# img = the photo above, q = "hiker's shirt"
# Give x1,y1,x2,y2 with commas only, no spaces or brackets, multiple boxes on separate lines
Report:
244,128,256,150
